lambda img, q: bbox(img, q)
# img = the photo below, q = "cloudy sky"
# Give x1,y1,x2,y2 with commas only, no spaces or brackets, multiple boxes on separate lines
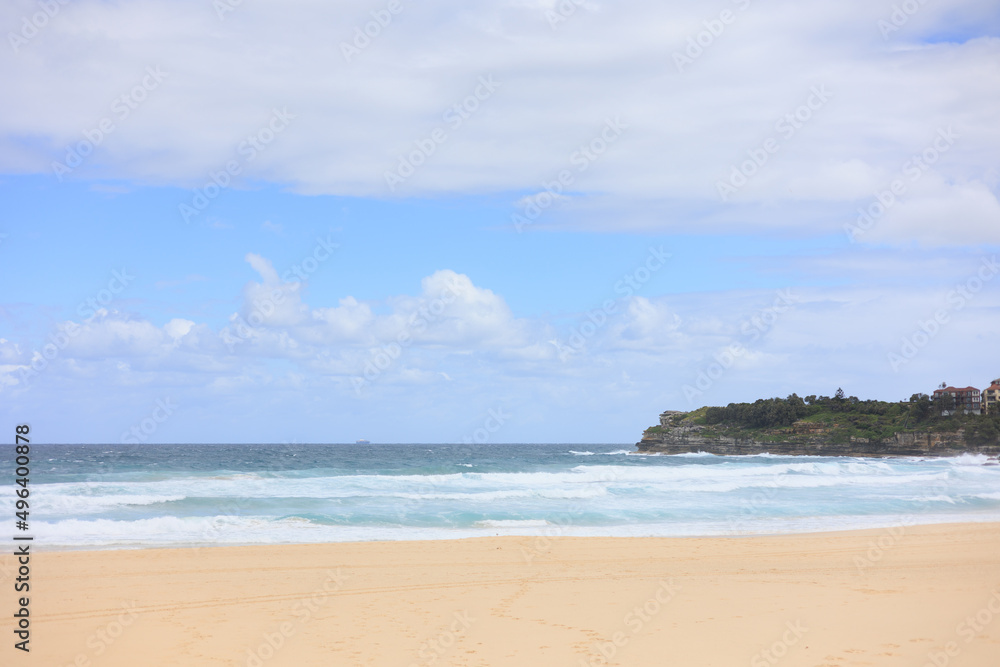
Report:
1,0,998,444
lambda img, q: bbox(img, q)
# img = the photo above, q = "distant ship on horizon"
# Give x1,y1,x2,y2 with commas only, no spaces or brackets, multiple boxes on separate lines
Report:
355,439,370,445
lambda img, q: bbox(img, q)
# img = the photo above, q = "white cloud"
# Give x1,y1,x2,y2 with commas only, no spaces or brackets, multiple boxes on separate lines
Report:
261,220,284,235
164,318,195,341
0,338,21,363
3,251,999,441
2,0,997,246
239,253,309,328
245,252,281,286
308,296,375,345
69,316,167,358
610,296,684,350
865,181,1000,246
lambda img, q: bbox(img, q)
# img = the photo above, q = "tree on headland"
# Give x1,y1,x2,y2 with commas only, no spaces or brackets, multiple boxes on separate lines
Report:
673,389,999,447
967,416,1000,446
704,395,809,429
908,393,932,421
933,392,956,414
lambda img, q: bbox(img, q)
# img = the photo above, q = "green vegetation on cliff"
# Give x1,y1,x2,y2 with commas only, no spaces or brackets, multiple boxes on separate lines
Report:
644,391,1000,447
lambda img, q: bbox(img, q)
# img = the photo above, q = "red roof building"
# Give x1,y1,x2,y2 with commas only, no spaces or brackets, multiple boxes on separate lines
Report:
983,379,1000,415
932,385,982,414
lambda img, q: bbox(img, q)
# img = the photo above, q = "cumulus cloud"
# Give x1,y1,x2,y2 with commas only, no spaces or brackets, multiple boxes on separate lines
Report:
611,297,684,350
0,338,21,363
164,318,195,341
3,251,999,441
311,297,375,343
238,253,310,328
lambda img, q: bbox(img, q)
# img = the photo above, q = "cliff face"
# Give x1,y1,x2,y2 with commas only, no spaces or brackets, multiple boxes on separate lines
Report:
636,420,995,457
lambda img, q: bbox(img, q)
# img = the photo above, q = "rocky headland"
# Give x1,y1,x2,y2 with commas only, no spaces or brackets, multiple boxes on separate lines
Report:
637,401,1000,458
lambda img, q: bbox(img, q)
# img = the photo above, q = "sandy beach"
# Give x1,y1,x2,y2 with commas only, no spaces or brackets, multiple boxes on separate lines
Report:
3,522,999,666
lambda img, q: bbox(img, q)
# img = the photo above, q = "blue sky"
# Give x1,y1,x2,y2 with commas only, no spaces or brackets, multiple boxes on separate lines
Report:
1,0,999,443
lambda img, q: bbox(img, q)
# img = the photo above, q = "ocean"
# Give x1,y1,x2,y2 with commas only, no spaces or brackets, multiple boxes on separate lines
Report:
3,443,1000,550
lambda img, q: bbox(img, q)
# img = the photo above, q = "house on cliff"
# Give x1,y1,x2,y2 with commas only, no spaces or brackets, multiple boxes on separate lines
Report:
933,385,982,415
983,380,1000,415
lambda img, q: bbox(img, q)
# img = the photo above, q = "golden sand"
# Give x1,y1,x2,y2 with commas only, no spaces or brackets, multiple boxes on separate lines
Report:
3,522,999,666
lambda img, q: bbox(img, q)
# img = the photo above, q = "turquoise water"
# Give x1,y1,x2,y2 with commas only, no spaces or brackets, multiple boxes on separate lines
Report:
2,443,999,549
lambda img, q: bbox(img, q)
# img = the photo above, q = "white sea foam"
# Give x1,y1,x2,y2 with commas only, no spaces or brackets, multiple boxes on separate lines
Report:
33,510,1000,549
11,450,1000,549
474,519,550,528
30,492,187,514
12,460,960,506
947,453,991,466
392,486,609,501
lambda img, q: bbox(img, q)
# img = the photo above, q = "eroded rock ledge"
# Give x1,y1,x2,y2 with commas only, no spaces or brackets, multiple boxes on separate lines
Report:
636,410,998,457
